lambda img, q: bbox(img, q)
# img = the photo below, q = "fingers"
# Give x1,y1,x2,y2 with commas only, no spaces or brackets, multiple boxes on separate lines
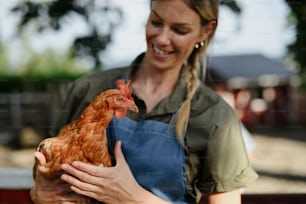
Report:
60,167,103,201
63,161,112,179
59,141,137,203
34,152,46,165
64,162,100,176
62,140,127,177
70,185,98,201
61,173,97,192
114,140,128,168
114,141,123,165
61,163,109,186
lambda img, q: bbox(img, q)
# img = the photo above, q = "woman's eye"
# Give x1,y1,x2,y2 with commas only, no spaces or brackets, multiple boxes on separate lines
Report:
173,28,188,35
150,18,189,35
151,20,162,27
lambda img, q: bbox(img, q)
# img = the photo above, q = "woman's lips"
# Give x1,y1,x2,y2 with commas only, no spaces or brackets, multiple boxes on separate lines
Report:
152,44,173,60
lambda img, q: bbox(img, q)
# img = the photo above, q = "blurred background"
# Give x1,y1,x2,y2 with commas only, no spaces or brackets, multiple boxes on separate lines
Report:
0,0,305,194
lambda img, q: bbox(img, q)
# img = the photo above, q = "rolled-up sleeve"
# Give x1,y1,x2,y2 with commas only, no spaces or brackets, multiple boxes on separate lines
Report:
196,107,258,193
185,88,258,197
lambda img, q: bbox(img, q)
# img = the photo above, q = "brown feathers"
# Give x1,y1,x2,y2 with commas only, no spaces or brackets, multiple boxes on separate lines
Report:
33,80,138,180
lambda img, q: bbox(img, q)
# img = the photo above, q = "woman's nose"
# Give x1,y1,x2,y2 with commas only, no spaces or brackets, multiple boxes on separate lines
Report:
155,28,171,45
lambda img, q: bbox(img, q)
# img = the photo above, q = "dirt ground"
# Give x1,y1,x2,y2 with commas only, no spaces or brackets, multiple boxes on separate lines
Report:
244,126,306,194
0,126,306,194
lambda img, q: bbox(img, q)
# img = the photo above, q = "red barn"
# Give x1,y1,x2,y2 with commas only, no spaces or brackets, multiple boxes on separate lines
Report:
206,53,298,128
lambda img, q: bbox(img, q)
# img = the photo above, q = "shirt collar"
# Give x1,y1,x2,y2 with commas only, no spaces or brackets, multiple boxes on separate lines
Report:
123,53,187,116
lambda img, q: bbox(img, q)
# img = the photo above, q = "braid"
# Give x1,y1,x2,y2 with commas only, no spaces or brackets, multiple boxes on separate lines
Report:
175,50,201,146
173,0,218,146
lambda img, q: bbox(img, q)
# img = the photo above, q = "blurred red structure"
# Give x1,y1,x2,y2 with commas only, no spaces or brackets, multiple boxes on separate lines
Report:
0,189,33,204
1,189,306,204
207,53,300,128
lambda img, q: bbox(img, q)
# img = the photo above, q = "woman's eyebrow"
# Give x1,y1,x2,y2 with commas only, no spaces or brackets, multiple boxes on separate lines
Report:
151,10,162,19
151,9,193,26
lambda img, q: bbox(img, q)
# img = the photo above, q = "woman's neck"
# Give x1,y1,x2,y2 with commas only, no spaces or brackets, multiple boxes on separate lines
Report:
132,60,181,113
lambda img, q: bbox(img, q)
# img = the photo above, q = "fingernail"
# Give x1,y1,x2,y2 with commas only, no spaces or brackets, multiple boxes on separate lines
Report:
71,161,79,166
61,164,68,170
61,174,67,180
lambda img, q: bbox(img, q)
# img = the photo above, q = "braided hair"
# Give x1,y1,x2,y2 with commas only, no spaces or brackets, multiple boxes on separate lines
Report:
175,0,219,146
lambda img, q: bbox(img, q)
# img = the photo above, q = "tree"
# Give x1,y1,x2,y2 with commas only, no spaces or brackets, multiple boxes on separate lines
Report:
11,0,123,70
220,0,241,14
284,0,306,88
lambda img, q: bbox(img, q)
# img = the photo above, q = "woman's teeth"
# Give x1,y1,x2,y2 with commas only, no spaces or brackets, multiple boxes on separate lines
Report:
153,46,170,55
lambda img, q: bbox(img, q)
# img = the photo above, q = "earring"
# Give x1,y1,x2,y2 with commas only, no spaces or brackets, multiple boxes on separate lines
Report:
194,41,205,49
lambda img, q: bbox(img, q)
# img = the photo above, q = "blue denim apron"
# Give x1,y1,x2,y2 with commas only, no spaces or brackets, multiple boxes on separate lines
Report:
107,116,188,203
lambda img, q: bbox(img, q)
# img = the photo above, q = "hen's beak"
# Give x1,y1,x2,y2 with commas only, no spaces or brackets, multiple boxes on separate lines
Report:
129,101,138,113
129,103,139,112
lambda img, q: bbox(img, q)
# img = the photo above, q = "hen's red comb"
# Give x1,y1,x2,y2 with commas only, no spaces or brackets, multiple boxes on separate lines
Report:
116,80,133,99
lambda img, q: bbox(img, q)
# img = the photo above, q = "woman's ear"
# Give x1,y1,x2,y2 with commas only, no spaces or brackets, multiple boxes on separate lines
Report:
199,20,217,41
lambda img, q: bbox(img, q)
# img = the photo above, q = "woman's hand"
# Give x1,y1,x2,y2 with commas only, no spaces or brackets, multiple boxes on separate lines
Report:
30,160,90,204
60,141,171,204
204,190,241,204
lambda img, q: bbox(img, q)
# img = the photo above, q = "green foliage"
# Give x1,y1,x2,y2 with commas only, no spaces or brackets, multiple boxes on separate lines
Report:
220,0,241,14
16,49,87,78
0,46,12,77
0,48,87,91
285,0,306,89
11,0,123,69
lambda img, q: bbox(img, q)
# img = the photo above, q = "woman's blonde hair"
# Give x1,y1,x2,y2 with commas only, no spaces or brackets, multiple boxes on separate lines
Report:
175,0,219,146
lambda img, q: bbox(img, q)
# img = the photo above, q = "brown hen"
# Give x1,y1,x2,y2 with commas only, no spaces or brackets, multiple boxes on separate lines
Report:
33,80,138,180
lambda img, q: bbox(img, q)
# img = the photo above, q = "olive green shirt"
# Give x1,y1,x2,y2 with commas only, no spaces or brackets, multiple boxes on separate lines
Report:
51,54,258,202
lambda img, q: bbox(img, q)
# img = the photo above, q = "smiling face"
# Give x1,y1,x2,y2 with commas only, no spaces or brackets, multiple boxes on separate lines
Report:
144,0,208,72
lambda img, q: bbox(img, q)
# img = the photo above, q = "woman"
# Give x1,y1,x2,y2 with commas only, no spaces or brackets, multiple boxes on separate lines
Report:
31,0,258,203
